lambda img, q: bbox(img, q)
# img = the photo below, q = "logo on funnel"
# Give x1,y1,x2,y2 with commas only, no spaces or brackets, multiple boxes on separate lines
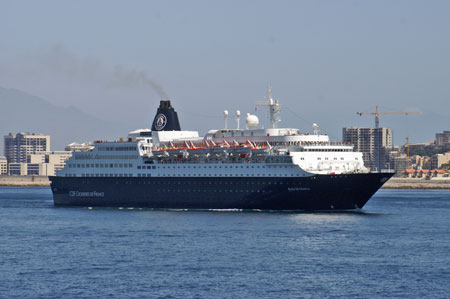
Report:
155,114,167,130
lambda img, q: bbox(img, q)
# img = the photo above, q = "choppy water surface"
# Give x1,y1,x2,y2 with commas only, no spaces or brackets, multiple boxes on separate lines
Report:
1,187,449,298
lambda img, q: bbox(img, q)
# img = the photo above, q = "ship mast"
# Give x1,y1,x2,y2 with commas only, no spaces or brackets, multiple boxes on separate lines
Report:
256,85,281,129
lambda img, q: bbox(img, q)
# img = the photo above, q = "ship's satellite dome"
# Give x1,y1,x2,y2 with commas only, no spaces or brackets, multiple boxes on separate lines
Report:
246,113,259,129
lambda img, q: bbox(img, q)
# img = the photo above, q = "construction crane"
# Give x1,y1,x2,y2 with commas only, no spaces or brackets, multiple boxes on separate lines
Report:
405,136,410,161
400,136,412,171
357,106,420,129
356,106,420,172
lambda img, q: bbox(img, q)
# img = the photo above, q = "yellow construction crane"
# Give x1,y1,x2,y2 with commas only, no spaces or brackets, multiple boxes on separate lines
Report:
357,106,420,128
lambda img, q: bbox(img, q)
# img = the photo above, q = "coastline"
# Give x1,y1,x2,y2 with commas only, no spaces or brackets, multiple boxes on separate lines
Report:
0,175,50,187
381,177,450,190
1,175,450,189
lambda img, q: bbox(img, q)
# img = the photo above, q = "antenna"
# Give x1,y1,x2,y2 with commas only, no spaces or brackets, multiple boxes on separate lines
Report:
312,123,319,135
236,110,241,129
268,85,273,105
255,85,281,129
224,110,229,130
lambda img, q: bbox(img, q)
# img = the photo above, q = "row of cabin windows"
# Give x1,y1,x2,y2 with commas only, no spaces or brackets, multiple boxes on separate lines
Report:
115,177,320,186
70,175,347,186
317,157,344,160
305,149,351,152
162,165,266,169
98,146,136,151
65,173,303,177
155,189,269,193
69,163,133,168
266,157,292,163
74,154,138,160
299,157,359,161
154,173,301,177
137,165,295,170
136,180,289,185
66,173,133,177
316,157,359,160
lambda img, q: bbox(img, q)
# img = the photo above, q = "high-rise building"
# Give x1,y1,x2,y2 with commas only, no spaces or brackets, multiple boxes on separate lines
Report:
436,131,450,146
342,127,393,171
4,133,50,164
3,133,75,176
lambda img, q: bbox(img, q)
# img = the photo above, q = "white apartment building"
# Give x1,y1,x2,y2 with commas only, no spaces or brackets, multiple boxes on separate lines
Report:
27,151,72,172
9,151,73,176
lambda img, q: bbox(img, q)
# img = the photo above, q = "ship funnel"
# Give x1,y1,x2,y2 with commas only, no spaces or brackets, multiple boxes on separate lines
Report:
151,100,181,131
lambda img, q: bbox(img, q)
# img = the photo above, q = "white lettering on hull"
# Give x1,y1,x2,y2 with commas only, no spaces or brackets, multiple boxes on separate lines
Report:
69,191,105,197
288,187,310,191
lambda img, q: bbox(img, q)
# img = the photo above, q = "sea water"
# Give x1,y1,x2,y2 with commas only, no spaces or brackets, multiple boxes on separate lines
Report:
0,187,449,298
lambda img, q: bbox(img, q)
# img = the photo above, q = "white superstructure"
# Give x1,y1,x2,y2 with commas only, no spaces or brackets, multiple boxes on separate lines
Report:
57,88,367,179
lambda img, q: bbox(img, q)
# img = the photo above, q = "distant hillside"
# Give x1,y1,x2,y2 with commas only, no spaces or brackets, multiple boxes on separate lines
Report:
0,87,135,154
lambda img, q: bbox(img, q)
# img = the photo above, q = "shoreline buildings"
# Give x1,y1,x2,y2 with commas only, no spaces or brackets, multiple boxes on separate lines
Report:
3,132,72,176
0,156,7,175
431,152,450,170
3,126,449,177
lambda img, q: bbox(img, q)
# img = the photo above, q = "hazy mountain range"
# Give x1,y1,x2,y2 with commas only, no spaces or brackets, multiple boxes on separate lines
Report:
0,87,138,154
1,86,448,156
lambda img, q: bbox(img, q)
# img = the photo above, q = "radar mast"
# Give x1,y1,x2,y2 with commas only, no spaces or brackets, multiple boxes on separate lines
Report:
256,85,281,129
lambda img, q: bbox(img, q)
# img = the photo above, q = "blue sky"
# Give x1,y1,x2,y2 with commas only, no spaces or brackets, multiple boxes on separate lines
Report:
1,0,449,144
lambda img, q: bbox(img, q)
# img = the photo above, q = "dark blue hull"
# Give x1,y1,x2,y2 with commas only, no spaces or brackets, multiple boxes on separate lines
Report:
50,173,393,211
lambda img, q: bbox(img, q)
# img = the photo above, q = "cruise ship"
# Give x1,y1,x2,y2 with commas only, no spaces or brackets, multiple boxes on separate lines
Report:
50,89,393,210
